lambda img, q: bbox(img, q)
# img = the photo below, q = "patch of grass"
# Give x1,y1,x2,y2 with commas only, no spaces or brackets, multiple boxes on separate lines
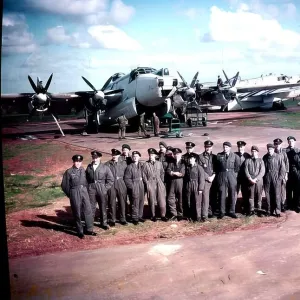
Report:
42,175,56,180
33,187,64,203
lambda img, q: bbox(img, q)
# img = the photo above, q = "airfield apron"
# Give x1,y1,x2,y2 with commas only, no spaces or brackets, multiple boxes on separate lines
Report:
263,153,286,215
142,160,166,218
61,166,93,234
124,162,145,222
86,163,114,226
105,160,128,223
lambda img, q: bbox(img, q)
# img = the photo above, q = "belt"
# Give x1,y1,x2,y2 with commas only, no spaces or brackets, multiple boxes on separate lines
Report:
132,178,143,181
71,185,85,189
94,180,105,183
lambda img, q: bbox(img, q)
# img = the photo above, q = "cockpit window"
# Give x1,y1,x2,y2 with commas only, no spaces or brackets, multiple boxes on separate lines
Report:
155,69,163,76
164,68,169,75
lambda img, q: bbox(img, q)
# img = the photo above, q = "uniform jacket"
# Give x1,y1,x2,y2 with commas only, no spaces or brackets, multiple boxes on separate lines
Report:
182,152,200,165
215,151,241,174
105,160,127,188
124,162,144,191
119,155,132,165
198,152,217,180
61,166,88,198
184,163,205,191
244,157,265,182
166,159,185,180
262,153,286,182
285,147,299,174
142,160,164,183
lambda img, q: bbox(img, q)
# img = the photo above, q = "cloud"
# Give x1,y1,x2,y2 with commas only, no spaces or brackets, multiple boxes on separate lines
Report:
47,26,71,44
183,8,197,20
2,13,37,55
87,25,142,50
203,6,300,53
24,0,135,25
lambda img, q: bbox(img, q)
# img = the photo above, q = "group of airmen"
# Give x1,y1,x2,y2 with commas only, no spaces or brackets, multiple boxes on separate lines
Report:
61,136,300,239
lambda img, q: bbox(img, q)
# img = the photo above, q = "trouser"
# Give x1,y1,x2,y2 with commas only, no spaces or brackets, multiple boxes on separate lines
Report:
218,173,237,215
184,181,202,220
70,186,93,234
154,125,159,136
201,181,212,219
147,180,166,218
208,180,218,216
107,182,127,222
237,177,248,213
167,179,183,217
88,186,108,226
280,178,287,207
247,181,263,212
118,127,126,138
138,125,148,137
286,173,298,210
129,182,145,221
264,179,281,215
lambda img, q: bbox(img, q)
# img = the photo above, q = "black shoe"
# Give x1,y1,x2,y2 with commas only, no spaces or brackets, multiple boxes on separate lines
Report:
139,218,146,223
202,217,208,222
218,213,225,219
161,217,168,222
132,220,139,225
109,221,116,227
276,213,281,218
86,231,97,236
247,211,255,216
102,225,109,230
151,217,157,222
169,216,177,221
78,233,85,239
120,221,128,226
265,212,270,217
228,213,238,219
177,216,183,221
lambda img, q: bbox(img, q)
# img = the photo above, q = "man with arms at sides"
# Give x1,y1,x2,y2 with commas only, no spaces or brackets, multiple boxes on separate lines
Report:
86,151,114,230
244,146,265,216
182,142,200,165
61,155,96,239
124,151,145,225
105,149,128,226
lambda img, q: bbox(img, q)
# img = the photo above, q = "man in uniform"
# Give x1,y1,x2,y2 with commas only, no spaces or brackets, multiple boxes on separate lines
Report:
217,75,223,91
183,153,205,221
120,144,132,165
86,151,114,230
195,80,202,101
61,155,96,239
157,141,167,164
182,142,200,165
105,149,128,226
215,142,241,219
138,113,149,138
198,140,217,221
116,114,128,140
153,112,160,137
142,148,167,222
274,138,289,212
285,136,299,211
235,141,251,214
124,151,145,225
166,148,185,221
244,146,265,216
263,144,286,217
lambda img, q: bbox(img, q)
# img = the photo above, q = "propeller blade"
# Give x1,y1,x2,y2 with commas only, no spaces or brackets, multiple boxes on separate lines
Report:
222,70,231,87
82,76,98,92
190,72,199,88
104,89,124,95
177,71,190,88
44,73,53,92
166,86,177,98
28,75,38,93
101,76,113,91
235,96,243,110
232,72,239,87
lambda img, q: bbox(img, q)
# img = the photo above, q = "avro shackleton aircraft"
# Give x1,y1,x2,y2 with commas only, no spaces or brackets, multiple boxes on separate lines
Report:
1,67,229,134
198,70,300,111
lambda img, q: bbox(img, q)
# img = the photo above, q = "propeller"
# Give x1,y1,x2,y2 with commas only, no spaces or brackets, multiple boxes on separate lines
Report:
222,70,243,109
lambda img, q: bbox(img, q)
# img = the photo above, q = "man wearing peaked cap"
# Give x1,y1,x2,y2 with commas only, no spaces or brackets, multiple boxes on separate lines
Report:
263,142,286,217
215,141,241,219
105,148,128,226
86,150,114,230
235,141,251,215
143,146,167,222
122,144,131,150
199,140,217,220
157,142,169,175
61,155,96,239
124,148,145,225
166,147,185,220
285,136,300,211
120,144,132,165
244,145,265,216
182,141,200,166
274,138,289,212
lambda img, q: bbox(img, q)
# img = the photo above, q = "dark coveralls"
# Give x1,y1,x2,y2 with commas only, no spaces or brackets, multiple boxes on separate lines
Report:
183,163,205,220
142,160,167,218
105,160,128,223
166,159,185,218
199,152,217,219
262,153,286,215
138,114,148,137
124,162,145,222
244,157,265,212
275,148,289,209
119,154,132,215
215,152,241,215
116,115,127,139
285,147,299,210
235,151,251,213
153,115,160,136
86,163,114,226
292,153,300,211
61,166,94,235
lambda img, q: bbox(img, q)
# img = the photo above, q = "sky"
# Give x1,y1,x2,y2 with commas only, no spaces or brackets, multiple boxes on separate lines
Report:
2,0,300,93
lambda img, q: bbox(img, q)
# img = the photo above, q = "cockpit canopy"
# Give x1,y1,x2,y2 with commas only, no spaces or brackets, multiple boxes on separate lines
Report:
112,73,125,82
154,68,170,76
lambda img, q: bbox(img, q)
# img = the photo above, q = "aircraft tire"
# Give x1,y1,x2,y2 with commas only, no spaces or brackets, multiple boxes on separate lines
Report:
202,121,207,127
